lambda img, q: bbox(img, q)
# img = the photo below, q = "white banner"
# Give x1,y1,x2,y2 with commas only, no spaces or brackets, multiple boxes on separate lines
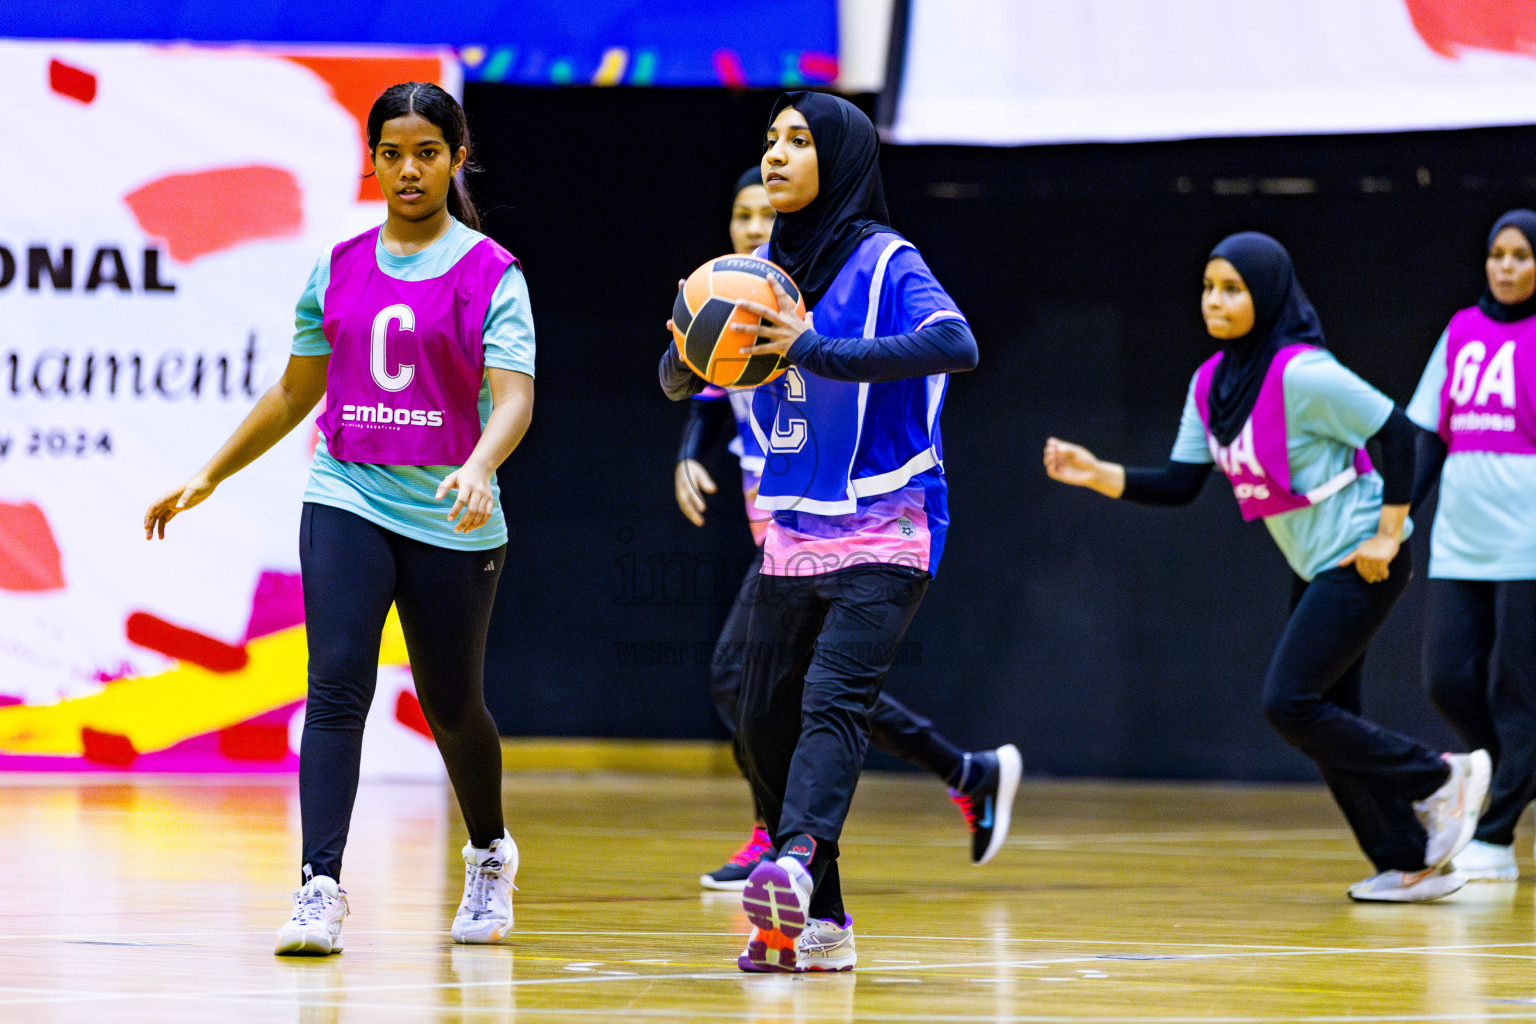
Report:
891,0,1536,145
0,41,454,774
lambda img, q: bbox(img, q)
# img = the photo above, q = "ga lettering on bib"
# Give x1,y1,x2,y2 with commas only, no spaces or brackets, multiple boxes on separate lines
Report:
1193,344,1370,521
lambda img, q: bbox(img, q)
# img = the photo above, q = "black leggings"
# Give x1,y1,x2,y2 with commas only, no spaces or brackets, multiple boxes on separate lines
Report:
298,502,507,882
710,550,966,813
736,564,932,922
1262,547,1449,873
1425,578,1536,846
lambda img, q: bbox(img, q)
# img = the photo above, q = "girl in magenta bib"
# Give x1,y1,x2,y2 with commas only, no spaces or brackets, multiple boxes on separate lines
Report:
1409,209,1536,881
1044,232,1490,903
144,83,533,954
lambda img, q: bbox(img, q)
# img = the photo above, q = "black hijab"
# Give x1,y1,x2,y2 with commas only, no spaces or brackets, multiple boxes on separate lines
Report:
732,165,764,204
1205,232,1328,446
765,91,895,309
1477,209,1536,323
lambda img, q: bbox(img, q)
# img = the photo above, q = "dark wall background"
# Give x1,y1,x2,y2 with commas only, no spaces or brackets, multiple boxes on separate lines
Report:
467,83,1536,781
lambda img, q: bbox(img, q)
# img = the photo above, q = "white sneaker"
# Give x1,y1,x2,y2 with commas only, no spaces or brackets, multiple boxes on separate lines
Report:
1348,867,1466,903
276,872,348,955
796,915,857,972
1415,750,1492,870
739,854,813,972
452,830,518,944
1452,839,1518,881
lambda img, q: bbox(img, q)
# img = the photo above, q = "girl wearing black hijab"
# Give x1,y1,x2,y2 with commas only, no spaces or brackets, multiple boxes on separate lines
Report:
660,93,979,971
673,168,1020,893
1044,232,1490,902
1408,209,1536,882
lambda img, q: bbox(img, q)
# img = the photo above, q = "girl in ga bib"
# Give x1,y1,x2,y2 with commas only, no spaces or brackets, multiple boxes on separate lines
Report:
1409,209,1536,881
1044,232,1489,903
673,168,1019,892
144,82,534,954
661,93,979,970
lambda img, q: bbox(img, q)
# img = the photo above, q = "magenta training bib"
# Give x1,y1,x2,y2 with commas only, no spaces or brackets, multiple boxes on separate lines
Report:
1436,306,1536,456
1193,344,1371,521
317,226,516,465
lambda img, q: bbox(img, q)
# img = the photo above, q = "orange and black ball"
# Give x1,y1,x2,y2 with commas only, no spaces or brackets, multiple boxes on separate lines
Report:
671,255,805,387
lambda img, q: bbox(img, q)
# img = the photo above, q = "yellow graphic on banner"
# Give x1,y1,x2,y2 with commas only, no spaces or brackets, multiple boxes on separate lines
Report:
0,609,408,757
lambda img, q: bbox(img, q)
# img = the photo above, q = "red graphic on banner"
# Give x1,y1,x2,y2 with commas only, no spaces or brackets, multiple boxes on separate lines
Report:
125,612,250,672
285,56,446,203
0,502,65,592
218,699,299,762
395,690,434,740
49,59,97,104
81,728,138,767
1405,1,1536,58
123,166,304,262
218,722,290,762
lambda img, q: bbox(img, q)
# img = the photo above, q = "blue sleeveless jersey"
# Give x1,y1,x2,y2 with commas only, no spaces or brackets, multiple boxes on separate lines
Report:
746,233,965,576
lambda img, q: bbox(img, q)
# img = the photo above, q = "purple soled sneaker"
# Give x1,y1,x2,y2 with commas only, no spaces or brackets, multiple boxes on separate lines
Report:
737,841,814,973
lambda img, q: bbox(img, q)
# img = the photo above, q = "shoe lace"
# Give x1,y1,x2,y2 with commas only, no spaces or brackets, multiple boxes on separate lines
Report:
948,789,978,832
293,885,344,925
463,857,506,918
728,827,774,867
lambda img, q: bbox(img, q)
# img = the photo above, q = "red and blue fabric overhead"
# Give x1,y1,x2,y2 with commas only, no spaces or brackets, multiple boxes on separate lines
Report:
3,0,840,87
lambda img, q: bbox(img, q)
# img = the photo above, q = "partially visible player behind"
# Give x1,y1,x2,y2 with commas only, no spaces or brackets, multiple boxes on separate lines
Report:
675,168,1021,891
1410,209,1536,881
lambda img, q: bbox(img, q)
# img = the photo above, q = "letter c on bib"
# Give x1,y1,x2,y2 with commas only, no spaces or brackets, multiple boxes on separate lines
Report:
371,303,416,392
768,366,808,453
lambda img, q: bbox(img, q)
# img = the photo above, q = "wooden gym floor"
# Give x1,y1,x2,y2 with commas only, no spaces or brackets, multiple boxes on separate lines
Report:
3,771,1536,1022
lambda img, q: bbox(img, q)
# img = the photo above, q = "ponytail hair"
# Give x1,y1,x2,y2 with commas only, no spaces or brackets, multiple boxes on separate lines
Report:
366,82,481,231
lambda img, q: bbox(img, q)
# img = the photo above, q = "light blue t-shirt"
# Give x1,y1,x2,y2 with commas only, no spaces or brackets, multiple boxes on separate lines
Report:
1407,329,1536,580
1171,348,1408,581
291,219,535,551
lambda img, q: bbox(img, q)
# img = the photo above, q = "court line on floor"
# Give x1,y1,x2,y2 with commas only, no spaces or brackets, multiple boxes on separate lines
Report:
862,936,1536,951
6,929,1534,954
81,996,1536,1024
6,943,1536,1008
0,928,749,943
9,980,1536,1024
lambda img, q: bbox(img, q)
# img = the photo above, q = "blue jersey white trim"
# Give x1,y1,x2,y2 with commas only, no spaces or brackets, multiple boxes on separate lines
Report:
749,236,947,516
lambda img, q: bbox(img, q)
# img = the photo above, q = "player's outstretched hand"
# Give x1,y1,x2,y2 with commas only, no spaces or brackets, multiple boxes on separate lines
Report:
1043,438,1103,489
143,478,215,539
